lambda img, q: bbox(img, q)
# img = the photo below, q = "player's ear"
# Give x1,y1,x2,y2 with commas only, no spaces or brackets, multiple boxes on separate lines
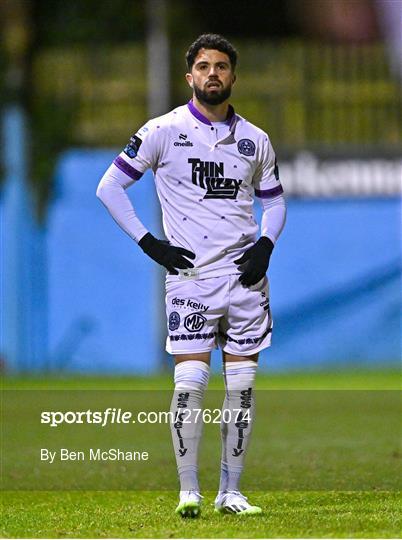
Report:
185,73,193,88
232,73,237,84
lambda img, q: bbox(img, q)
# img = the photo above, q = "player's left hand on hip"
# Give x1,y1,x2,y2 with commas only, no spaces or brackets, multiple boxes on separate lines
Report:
234,236,274,286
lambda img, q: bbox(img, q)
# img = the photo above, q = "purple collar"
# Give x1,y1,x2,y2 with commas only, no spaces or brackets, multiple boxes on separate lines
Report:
187,99,236,127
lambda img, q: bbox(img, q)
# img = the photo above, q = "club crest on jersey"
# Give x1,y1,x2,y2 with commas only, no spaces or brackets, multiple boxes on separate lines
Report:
188,158,242,200
237,138,256,156
123,134,142,158
184,312,206,332
169,311,180,331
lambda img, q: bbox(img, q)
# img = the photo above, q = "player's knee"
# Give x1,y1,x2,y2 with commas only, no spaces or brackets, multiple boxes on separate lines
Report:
174,352,211,365
223,358,258,392
223,351,259,363
173,359,210,393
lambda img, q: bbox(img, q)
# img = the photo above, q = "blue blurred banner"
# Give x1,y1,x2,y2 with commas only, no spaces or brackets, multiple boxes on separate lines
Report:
1,107,47,372
47,151,163,374
1,149,401,373
259,198,401,370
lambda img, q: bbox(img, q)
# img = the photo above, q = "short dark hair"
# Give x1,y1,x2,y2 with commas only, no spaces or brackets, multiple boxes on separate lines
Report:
186,34,238,71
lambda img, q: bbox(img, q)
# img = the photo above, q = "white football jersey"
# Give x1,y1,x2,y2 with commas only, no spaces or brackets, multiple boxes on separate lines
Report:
112,100,283,281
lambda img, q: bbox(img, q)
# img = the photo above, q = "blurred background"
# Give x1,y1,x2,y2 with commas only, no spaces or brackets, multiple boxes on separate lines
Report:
1,0,401,375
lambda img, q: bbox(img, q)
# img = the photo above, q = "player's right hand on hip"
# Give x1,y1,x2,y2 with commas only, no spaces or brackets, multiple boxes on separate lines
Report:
138,232,196,275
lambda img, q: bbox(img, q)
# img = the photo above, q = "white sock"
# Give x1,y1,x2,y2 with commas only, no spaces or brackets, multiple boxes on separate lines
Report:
170,360,210,492
219,360,257,493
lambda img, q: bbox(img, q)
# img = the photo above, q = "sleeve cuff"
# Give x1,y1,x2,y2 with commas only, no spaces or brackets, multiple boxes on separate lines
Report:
255,184,284,198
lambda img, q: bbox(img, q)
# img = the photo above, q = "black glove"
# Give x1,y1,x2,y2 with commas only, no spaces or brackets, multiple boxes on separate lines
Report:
234,236,274,286
138,232,196,275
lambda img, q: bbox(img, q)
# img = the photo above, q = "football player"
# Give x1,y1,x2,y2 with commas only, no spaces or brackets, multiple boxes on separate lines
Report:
97,33,286,517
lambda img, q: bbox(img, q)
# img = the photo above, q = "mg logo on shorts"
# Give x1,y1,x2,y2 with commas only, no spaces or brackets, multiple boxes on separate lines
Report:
184,312,206,332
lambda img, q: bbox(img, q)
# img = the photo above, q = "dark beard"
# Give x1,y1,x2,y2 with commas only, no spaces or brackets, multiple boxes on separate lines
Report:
193,83,232,105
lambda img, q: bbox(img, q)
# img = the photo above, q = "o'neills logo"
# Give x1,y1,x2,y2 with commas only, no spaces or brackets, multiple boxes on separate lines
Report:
174,133,193,147
174,140,193,146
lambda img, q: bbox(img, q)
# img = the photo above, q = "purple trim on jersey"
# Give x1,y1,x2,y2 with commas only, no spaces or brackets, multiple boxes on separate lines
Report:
113,156,143,181
255,184,284,198
187,99,236,126
187,100,212,125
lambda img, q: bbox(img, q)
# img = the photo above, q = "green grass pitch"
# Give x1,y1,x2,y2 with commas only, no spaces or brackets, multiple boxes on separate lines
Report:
1,369,401,538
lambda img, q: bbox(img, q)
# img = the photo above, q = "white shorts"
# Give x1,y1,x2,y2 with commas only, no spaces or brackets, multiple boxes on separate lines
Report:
165,274,272,356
